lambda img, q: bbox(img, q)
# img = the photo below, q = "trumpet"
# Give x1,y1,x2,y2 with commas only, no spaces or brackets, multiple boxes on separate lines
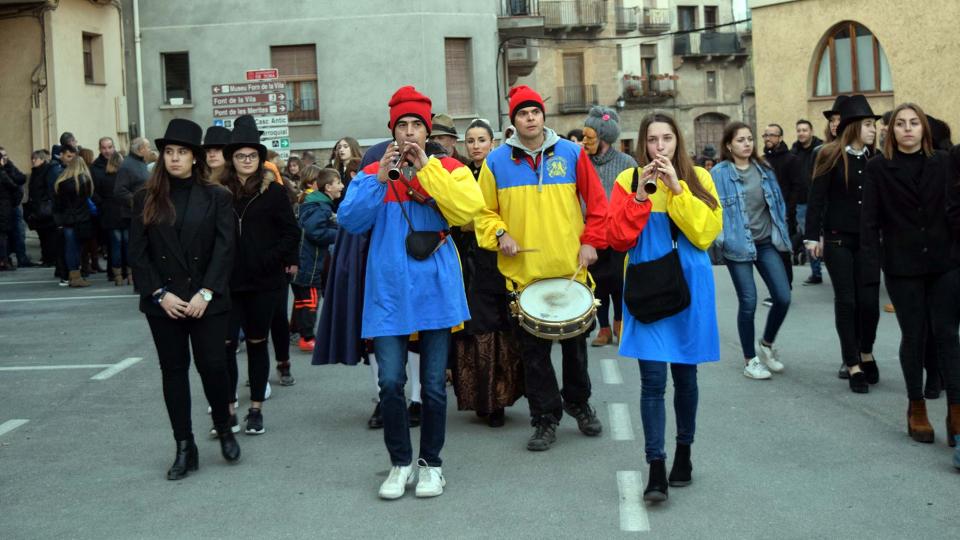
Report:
387,142,405,181
643,174,659,194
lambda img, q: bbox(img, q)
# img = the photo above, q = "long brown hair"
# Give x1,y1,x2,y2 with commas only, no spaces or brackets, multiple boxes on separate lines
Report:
331,137,362,172
105,151,124,174
221,158,267,200
720,122,771,168
142,147,211,226
812,118,875,186
54,155,92,194
883,102,934,159
637,113,717,209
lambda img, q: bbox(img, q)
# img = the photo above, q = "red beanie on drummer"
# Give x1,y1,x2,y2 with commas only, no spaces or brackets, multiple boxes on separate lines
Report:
388,86,433,134
508,85,546,123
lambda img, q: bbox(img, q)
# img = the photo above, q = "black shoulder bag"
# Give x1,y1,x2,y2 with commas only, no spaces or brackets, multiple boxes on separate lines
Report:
622,167,691,323
387,177,449,261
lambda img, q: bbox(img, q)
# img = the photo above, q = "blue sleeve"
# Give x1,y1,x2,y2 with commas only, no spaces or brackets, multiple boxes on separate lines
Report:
337,172,386,234
300,204,338,246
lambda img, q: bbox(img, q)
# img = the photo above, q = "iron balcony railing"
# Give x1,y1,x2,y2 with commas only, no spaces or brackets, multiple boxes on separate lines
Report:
556,84,598,113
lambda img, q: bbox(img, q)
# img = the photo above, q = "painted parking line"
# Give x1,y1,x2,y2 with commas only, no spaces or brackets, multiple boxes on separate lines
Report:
0,419,30,437
617,470,651,532
0,294,136,304
91,357,143,380
601,358,623,385
608,403,635,441
0,364,112,371
0,280,60,285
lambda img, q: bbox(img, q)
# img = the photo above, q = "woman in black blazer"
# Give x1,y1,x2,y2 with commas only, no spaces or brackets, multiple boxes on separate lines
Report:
864,103,960,454
129,118,240,480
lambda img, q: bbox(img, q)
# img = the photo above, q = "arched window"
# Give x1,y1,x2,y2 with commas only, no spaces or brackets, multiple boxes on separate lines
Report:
813,21,893,97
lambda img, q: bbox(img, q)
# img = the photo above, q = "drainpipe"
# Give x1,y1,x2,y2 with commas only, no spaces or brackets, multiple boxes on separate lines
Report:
133,0,145,137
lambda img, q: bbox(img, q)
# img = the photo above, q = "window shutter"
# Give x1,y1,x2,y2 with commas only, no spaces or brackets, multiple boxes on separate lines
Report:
271,45,317,78
444,38,473,116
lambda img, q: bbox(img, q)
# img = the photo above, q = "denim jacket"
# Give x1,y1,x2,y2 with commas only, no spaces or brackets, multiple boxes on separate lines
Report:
711,160,791,262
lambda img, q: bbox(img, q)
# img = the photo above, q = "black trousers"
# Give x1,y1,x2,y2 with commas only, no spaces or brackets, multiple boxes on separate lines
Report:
512,324,591,421
37,226,57,266
886,270,960,404
822,235,879,366
270,283,291,364
291,283,319,340
593,249,625,328
226,290,279,403
146,312,231,441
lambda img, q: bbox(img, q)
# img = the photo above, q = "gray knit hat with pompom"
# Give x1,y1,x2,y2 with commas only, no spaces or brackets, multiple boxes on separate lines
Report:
584,106,621,144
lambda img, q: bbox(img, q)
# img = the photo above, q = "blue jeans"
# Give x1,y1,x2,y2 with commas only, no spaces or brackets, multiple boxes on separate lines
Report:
639,361,698,463
110,228,129,268
7,206,28,263
373,329,450,466
725,241,791,359
63,227,81,271
795,204,822,278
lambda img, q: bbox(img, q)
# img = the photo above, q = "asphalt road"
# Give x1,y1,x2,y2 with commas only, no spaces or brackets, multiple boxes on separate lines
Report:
1,242,958,539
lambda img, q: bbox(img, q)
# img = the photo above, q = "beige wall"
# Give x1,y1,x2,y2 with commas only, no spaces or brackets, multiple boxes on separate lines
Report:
0,16,43,165
752,0,960,141
47,0,126,152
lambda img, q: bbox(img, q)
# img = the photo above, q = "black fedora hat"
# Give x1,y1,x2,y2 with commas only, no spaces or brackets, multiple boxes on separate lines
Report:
822,95,850,120
155,118,204,154
222,115,267,161
203,126,232,149
836,94,880,135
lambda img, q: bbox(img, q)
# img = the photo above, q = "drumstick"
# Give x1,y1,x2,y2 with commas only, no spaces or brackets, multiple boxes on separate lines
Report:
565,263,584,291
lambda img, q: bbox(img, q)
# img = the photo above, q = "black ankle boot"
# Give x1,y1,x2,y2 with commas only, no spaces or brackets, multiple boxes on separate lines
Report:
643,460,668,502
167,438,198,480
215,425,241,462
861,360,879,385
668,444,693,487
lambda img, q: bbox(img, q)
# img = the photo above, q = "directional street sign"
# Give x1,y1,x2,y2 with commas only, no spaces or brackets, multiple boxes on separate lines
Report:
246,68,279,80
260,127,289,139
221,115,288,129
211,81,286,95
211,93,287,107
213,74,291,157
212,103,289,118
262,138,291,150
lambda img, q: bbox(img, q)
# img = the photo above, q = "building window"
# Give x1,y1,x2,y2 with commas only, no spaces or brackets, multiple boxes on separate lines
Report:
271,45,319,122
813,21,893,97
444,38,474,116
706,70,717,99
694,112,728,158
677,6,697,30
161,52,191,104
82,33,104,85
704,6,718,28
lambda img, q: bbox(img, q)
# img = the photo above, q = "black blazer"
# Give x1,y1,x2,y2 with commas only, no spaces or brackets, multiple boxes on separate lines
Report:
942,146,960,266
129,181,235,318
805,151,871,241
861,150,954,284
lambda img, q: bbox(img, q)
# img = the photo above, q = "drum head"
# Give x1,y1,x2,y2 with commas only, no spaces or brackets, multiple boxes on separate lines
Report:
518,278,594,323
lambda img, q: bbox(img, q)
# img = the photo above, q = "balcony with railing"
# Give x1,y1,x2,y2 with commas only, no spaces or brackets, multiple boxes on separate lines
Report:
541,0,606,30
640,7,671,34
556,84,598,113
674,32,746,58
498,0,544,31
622,74,677,104
616,7,637,33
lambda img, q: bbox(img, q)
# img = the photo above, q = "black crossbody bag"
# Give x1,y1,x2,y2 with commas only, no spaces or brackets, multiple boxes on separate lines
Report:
387,177,449,261
623,168,691,323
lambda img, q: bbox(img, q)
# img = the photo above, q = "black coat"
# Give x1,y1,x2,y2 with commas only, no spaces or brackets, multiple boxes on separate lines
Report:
52,174,94,231
229,173,300,292
129,181,235,318
114,154,149,222
862,150,954,284
791,137,823,204
764,142,802,227
805,150,872,241
0,168,18,233
942,146,960,266
24,162,55,229
92,157,126,230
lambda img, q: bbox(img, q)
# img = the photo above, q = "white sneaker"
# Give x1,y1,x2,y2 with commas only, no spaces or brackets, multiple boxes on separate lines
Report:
757,341,784,373
743,357,772,380
264,381,272,400
415,459,445,498
379,464,415,500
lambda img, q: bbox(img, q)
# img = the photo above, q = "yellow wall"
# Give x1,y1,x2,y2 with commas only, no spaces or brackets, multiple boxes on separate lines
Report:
0,16,43,165
752,0,960,139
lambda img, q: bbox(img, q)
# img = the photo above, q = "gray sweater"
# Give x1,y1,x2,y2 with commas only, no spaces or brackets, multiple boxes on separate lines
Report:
590,147,637,199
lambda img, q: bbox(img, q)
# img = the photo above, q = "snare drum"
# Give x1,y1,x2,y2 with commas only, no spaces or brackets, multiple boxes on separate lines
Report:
510,278,599,340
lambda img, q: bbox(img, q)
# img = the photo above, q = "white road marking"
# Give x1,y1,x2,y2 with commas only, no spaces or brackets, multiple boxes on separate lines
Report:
91,357,143,380
608,403,635,441
617,470,651,532
0,280,60,285
601,358,623,385
0,364,112,371
0,419,30,437
0,294,136,304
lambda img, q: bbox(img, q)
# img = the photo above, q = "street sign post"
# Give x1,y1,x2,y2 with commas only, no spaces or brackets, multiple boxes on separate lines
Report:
212,74,291,159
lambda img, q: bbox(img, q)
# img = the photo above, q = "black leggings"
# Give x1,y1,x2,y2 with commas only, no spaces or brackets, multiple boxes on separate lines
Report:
886,270,960,404
291,284,319,340
593,250,625,328
822,235,879,366
226,290,279,403
147,312,231,441
270,285,291,364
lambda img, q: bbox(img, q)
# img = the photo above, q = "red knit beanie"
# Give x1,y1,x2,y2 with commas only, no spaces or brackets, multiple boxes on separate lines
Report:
388,86,433,134
508,85,546,123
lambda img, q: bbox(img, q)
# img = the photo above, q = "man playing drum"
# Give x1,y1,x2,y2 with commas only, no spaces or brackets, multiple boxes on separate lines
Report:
475,85,610,451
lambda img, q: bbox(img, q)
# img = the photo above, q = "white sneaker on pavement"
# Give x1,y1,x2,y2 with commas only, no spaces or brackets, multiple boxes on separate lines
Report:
756,341,784,373
379,464,415,500
415,458,446,498
743,357,772,380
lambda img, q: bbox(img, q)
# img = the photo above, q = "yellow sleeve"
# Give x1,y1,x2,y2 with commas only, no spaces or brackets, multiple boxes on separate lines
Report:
666,167,723,250
473,160,507,251
416,157,486,227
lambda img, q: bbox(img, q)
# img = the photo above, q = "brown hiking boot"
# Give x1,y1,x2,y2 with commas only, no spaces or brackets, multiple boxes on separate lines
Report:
112,267,123,286
591,327,612,347
907,400,934,443
947,404,960,448
68,270,91,288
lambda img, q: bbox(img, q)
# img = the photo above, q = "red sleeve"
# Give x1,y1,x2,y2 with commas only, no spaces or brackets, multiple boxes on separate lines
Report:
605,180,652,252
575,148,610,248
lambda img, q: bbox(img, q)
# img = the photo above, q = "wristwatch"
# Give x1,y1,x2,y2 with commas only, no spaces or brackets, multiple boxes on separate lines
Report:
495,228,507,239
199,288,213,302
152,288,167,305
